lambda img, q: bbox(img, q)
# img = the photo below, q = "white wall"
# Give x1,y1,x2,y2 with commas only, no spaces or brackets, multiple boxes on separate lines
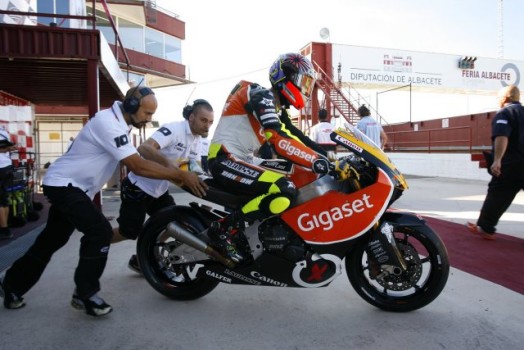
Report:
387,152,491,182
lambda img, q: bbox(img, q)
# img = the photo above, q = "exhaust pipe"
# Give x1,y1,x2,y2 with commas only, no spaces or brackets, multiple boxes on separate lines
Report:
165,221,236,268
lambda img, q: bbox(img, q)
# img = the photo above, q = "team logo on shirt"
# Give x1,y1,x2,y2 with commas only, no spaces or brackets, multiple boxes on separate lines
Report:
114,134,129,148
175,142,187,152
158,127,172,136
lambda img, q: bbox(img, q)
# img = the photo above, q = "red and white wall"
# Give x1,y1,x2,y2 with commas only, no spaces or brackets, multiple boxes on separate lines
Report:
0,91,35,167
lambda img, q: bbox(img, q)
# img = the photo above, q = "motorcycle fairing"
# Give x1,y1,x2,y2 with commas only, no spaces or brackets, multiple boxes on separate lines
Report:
281,168,394,244
331,127,408,190
191,250,341,288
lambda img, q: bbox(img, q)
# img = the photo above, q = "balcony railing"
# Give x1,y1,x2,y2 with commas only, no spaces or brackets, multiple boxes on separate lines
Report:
0,0,131,75
386,126,479,153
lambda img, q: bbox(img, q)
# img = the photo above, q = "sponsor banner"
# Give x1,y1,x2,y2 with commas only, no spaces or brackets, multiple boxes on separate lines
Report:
333,43,524,93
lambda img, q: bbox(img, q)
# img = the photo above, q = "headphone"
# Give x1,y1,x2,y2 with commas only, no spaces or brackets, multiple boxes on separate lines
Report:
123,86,155,114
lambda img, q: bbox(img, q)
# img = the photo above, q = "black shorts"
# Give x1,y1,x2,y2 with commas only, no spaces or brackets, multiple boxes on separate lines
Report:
117,177,175,240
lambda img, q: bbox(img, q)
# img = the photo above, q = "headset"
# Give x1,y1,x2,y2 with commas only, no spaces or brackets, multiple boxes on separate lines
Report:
123,86,155,114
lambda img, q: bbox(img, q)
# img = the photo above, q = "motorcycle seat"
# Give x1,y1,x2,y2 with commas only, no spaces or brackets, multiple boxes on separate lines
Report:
199,178,252,210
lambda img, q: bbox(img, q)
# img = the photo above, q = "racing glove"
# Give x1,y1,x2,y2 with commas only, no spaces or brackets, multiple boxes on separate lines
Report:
333,159,359,181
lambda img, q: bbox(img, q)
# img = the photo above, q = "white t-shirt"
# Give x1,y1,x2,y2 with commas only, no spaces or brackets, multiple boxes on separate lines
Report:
356,116,383,148
309,121,336,146
43,101,137,199
0,128,12,168
200,137,210,156
127,120,205,198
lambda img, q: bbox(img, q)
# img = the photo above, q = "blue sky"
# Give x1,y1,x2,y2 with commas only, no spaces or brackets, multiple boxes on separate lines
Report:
153,0,524,129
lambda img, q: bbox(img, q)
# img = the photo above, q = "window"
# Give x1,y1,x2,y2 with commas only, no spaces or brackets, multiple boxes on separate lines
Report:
83,9,182,64
87,8,115,44
120,18,144,52
126,72,146,87
165,35,181,62
37,0,69,27
145,27,164,57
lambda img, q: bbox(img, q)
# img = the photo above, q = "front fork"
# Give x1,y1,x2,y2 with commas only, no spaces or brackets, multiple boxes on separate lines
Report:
366,221,408,279
348,176,408,278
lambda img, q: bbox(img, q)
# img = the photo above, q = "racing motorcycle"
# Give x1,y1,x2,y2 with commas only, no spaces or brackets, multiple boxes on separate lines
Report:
137,124,449,312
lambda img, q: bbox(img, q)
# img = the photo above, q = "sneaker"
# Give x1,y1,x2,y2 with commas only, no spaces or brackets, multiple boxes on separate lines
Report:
128,254,141,274
71,293,113,317
466,222,496,241
208,213,245,264
0,227,13,240
0,278,25,309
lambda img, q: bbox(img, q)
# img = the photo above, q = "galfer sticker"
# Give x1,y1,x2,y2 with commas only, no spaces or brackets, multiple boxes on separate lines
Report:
334,134,363,153
206,270,232,283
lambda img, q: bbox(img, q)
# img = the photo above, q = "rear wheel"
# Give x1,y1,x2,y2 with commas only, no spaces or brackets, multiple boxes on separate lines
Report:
137,206,219,300
346,224,449,312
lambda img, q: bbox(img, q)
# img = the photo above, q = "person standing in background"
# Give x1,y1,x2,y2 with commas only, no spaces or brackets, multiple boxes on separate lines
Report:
0,127,16,240
467,85,524,240
356,104,388,149
309,108,336,156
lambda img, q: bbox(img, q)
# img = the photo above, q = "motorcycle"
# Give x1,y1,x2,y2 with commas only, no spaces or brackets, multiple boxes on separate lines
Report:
137,124,449,312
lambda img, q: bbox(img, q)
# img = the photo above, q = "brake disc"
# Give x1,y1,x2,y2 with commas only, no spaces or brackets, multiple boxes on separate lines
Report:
375,243,422,291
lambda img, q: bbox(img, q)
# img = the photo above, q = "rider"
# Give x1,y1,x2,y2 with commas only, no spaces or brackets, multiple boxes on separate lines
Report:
207,53,331,264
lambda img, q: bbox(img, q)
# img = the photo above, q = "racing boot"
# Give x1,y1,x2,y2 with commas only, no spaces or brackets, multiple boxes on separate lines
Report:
208,211,245,264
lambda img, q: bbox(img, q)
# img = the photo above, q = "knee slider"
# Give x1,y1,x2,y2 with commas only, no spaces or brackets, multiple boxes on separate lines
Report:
259,177,296,215
260,194,291,215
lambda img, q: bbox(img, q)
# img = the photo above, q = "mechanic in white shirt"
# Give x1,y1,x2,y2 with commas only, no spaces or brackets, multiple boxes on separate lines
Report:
309,108,336,155
0,87,207,317
113,99,214,273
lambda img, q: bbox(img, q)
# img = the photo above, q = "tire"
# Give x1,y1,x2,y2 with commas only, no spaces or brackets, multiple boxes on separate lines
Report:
346,224,449,312
137,206,219,300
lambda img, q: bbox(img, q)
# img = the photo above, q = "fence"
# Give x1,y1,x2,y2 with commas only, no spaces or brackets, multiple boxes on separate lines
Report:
386,126,475,153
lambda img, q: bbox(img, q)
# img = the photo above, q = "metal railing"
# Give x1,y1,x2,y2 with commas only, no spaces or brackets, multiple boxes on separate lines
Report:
386,126,474,153
0,0,131,74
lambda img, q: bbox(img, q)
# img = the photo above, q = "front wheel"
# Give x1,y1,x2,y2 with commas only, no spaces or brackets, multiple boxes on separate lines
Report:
346,223,449,312
137,206,219,301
